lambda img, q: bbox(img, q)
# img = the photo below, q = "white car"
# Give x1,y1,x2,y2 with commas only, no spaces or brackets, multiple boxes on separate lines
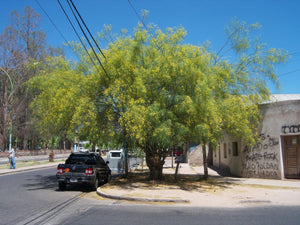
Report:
79,147,89,153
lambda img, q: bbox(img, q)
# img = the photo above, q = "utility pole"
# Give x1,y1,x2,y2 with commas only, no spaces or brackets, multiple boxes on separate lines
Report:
1,67,14,151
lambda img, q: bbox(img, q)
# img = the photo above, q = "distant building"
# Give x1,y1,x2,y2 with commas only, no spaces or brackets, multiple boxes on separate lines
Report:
212,94,300,179
189,145,204,166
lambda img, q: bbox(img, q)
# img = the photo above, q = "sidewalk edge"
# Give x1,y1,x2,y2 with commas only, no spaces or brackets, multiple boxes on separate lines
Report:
96,188,190,203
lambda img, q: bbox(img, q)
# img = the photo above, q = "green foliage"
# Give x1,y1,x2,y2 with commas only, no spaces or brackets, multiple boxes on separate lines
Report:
27,56,87,140
27,19,287,179
47,136,60,150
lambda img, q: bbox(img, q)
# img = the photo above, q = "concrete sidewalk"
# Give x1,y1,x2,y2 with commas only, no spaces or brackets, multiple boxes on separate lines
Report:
98,163,300,207
2,157,300,207
179,163,300,189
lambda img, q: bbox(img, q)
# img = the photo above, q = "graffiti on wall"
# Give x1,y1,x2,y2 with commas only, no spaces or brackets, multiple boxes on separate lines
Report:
281,124,300,134
242,133,280,179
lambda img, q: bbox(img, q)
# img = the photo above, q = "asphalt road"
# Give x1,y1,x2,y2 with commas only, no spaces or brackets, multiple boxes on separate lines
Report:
1,167,300,225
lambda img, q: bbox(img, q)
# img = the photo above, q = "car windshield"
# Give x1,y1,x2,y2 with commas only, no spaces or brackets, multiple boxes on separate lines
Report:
66,154,95,165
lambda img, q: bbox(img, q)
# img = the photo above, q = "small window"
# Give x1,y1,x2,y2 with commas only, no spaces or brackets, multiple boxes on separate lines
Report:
111,152,121,158
224,143,227,159
232,142,238,156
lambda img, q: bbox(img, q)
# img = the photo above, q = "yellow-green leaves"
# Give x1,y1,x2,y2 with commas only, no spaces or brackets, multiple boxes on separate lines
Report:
28,57,86,139
27,20,287,155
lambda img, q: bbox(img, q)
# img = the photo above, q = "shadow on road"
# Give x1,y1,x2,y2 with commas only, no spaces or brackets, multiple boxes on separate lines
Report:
23,174,106,192
23,174,58,191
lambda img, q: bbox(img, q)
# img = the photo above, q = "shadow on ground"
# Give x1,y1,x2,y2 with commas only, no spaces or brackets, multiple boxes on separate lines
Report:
107,172,237,192
23,174,107,192
23,174,58,191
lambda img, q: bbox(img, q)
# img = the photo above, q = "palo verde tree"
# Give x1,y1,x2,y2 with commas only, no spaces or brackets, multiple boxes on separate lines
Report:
94,25,195,180
97,20,287,180
28,19,287,181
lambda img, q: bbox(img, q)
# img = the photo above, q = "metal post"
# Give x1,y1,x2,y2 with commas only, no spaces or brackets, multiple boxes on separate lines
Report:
9,122,12,151
1,67,14,151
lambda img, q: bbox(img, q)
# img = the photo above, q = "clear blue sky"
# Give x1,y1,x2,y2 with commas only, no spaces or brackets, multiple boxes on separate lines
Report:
0,0,299,94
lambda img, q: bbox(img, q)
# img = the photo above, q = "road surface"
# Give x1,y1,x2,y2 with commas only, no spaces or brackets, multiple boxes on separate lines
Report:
1,167,300,225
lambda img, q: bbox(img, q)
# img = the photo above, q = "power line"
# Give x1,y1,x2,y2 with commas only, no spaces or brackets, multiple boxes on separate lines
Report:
127,0,163,52
278,69,300,77
127,0,148,33
57,0,101,74
290,51,300,55
69,0,106,59
66,0,107,75
34,0,69,44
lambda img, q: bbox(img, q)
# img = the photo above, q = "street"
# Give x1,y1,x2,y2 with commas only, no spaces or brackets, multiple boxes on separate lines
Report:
1,167,300,225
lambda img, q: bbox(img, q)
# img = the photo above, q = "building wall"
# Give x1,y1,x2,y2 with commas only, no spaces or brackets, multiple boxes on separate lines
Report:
213,99,300,179
212,134,243,177
189,145,203,166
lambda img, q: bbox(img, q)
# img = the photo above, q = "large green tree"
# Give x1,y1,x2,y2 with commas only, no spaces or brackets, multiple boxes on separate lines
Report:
100,21,286,180
28,19,287,180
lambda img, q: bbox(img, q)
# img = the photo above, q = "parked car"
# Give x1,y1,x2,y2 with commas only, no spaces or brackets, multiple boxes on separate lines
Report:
56,152,111,191
173,149,183,156
107,149,125,174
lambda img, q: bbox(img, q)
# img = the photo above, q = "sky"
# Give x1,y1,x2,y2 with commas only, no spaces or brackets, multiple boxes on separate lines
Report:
0,0,299,94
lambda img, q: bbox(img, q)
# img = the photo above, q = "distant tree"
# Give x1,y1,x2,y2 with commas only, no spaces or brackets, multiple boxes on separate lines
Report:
27,57,84,147
0,6,64,150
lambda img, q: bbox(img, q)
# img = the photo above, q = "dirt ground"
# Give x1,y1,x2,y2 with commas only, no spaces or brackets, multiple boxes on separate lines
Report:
98,172,300,207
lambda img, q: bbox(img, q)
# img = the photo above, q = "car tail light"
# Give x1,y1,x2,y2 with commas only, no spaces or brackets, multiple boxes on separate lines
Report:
57,167,63,174
85,168,94,175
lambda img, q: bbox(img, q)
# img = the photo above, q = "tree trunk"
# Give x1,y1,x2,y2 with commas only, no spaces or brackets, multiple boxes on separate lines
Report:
122,129,129,177
174,161,180,181
23,130,28,150
145,149,164,180
202,143,208,180
185,140,190,163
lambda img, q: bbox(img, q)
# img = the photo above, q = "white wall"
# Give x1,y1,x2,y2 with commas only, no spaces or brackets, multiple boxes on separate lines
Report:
213,134,243,177
213,99,300,179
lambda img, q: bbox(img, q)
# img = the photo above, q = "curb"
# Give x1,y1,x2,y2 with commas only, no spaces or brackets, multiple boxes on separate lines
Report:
96,188,190,203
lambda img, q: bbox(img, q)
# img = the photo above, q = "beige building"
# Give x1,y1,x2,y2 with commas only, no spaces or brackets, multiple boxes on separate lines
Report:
212,94,300,180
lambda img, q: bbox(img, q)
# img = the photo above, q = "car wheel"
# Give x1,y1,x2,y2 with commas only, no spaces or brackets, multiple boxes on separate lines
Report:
58,182,66,191
92,176,99,191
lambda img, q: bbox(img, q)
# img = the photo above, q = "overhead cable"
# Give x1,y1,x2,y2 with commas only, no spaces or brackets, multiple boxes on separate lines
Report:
278,69,300,77
35,0,68,44
127,0,163,52
66,0,107,76
57,0,101,74
69,0,106,59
